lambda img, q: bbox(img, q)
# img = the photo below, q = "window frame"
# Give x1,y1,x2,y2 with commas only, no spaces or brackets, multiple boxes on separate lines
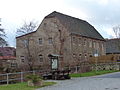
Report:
48,37,53,44
20,56,25,63
39,54,43,62
39,38,43,45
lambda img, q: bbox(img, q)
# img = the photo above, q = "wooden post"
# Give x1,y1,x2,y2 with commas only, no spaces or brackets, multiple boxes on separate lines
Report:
7,73,9,85
21,72,23,82
96,57,98,72
75,66,78,73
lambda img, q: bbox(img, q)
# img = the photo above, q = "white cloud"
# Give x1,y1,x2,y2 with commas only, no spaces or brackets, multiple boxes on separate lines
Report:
99,0,109,5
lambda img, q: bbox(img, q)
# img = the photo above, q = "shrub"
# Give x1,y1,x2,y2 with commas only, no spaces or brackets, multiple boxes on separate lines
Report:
26,74,42,83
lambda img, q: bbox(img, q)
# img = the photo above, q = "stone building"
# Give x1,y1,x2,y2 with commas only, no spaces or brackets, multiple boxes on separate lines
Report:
106,38,120,54
0,47,16,56
0,47,16,73
16,11,106,71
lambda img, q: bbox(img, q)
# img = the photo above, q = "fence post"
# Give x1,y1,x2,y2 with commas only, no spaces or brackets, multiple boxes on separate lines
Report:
69,66,70,70
7,73,9,85
21,72,23,82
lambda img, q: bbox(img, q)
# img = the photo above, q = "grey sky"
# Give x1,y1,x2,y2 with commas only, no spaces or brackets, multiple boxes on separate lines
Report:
0,0,120,46
65,0,120,37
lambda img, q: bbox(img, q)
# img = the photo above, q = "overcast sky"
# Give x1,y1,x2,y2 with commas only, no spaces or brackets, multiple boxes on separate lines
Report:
0,0,120,47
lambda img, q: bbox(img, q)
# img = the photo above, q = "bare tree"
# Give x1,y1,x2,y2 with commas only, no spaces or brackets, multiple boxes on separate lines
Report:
113,25,120,38
17,21,37,70
17,21,37,36
0,20,8,46
43,20,70,70
112,25,120,52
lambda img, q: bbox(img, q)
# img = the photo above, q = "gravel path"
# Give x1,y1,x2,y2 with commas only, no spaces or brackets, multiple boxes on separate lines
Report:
37,72,120,90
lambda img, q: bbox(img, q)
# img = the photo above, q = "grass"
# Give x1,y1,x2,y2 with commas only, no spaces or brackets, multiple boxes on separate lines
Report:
0,81,56,90
70,70,119,77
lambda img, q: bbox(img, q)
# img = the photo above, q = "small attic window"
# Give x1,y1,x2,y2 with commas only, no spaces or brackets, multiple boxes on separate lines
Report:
79,54,82,57
73,53,76,57
89,55,93,57
39,38,42,44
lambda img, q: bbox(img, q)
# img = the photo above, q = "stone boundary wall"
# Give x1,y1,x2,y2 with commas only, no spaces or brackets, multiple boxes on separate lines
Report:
91,62,120,71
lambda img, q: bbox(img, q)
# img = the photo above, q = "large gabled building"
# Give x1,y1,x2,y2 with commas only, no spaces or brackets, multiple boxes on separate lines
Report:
16,11,106,71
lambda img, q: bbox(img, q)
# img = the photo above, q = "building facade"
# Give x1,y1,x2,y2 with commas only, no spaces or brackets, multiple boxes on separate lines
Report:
16,11,106,71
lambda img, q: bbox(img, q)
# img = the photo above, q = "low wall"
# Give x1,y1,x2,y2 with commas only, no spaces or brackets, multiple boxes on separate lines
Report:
91,62,120,71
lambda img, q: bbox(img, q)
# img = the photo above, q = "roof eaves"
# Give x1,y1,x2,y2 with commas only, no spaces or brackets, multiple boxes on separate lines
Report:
71,33,105,41
16,31,36,38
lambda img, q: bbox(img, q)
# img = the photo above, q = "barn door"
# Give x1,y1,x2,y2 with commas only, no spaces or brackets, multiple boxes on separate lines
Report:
51,58,58,70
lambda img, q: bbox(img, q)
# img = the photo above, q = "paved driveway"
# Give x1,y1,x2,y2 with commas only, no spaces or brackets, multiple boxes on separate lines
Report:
37,72,120,90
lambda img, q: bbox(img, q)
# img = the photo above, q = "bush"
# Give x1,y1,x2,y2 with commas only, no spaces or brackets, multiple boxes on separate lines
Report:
26,74,42,83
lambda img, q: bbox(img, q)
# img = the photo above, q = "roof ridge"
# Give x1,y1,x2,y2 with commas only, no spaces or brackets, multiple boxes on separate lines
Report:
45,11,87,22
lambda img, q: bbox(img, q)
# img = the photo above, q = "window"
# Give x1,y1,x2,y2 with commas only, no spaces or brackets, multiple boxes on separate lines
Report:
101,43,104,53
101,43,104,49
20,56,25,62
73,53,76,57
83,39,86,46
73,37,75,41
44,23,47,26
39,54,43,62
11,63,17,68
79,54,82,58
93,41,96,48
48,37,52,44
89,55,93,57
89,40,92,47
23,40,28,47
39,38,42,44
96,42,99,49
85,54,87,60
85,54,87,57
72,37,76,45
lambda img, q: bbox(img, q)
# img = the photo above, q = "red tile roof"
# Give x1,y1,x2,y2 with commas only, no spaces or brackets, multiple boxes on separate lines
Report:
0,56,16,60
0,47,16,56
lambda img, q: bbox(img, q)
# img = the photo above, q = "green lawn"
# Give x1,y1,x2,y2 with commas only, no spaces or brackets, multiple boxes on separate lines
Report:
70,70,119,77
0,82,56,90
